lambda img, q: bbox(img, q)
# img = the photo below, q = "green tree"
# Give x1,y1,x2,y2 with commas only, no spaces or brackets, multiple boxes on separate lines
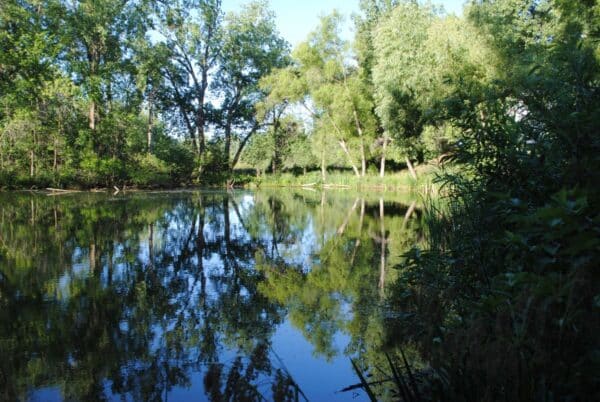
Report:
0,0,73,183
372,1,434,167
354,0,398,176
215,0,289,171
293,12,377,178
386,0,600,400
153,0,222,159
59,0,147,134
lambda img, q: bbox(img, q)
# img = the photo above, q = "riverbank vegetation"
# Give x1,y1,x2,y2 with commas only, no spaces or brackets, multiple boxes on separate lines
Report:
362,1,599,401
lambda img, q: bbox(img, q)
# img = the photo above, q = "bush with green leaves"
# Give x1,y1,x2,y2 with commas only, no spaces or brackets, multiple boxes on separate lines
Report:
383,1,600,400
128,154,171,187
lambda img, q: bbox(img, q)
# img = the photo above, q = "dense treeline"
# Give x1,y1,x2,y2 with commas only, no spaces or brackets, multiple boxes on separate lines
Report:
0,0,289,188
1,1,598,189
0,0,528,188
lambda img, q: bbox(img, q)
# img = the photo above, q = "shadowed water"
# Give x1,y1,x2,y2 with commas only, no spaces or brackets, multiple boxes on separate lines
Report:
0,190,422,402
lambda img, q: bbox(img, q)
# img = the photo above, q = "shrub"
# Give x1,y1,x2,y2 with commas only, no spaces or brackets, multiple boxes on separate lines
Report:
128,154,172,188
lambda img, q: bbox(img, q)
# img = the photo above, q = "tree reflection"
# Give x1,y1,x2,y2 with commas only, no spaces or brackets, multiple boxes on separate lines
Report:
0,190,422,401
254,190,424,364
0,193,294,401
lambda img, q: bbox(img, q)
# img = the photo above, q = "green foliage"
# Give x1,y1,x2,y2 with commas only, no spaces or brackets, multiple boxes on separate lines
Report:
241,132,274,175
0,0,292,188
214,0,290,169
152,135,195,183
372,3,496,163
128,154,171,187
255,12,379,178
382,0,600,400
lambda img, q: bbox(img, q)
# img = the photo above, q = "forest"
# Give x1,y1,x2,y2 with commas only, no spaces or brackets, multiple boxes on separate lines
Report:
1,0,599,401
3,0,592,189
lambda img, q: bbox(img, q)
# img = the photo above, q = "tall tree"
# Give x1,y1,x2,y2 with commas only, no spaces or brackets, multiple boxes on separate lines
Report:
215,0,289,171
354,0,398,176
59,0,148,137
273,12,377,178
372,1,492,167
372,1,434,167
154,0,222,159
0,1,79,179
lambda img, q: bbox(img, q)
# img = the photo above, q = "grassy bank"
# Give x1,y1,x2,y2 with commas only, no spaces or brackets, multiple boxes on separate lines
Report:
1,163,441,193
243,164,439,193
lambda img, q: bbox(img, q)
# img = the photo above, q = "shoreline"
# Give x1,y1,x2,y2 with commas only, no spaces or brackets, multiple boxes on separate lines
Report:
1,165,440,194
2,181,432,194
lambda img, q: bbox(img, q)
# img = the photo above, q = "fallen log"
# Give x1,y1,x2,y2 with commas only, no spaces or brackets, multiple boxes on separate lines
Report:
46,188,81,195
46,187,78,192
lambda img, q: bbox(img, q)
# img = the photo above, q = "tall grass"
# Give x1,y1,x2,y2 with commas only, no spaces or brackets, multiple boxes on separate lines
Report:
243,164,439,193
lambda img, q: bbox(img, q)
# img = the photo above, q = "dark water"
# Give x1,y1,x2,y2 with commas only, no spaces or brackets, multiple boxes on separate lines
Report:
0,190,422,402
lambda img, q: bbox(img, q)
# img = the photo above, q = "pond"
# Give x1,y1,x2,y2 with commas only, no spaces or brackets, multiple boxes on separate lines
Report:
0,190,423,401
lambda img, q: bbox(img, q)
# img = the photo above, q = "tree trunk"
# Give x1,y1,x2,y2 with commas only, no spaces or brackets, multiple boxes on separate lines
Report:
224,124,232,169
89,101,96,130
193,127,201,156
360,138,367,177
147,96,154,153
352,109,367,177
30,150,34,177
86,45,99,132
272,118,281,174
380,135,387,178
166,69,199,157
338,140,360,177
196,109,205,155
320,147,326,182
223,91,242,171
197,46,212,156
230,123,259,171
55,115,62,172
53,138,58,172
406,157,417,180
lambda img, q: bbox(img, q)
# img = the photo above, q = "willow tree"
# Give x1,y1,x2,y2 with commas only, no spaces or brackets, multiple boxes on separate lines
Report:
372,1,434,171
354,0,399,176
372,1,495,169
293,12,377,177
256,68,320,175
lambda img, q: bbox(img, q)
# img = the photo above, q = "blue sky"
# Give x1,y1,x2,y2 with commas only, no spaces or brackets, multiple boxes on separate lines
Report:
223,0,466,45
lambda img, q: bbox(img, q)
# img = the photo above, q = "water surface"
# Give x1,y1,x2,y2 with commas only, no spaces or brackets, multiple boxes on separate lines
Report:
0,190,422,401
